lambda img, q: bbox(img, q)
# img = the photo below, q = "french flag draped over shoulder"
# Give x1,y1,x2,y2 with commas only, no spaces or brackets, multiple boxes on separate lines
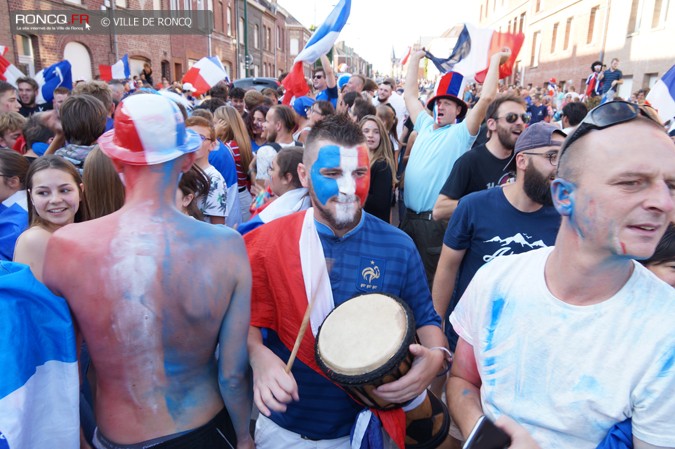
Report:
0,49,25,87
426,23,523,83
238,187,310,235
35,60,72,103
282,0,351,105
99,54,131,82
182,56,228,96
0,262,79,449
646,64,675,123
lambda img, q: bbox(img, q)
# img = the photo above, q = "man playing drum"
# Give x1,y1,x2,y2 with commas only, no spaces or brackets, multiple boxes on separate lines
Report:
245,114,448,448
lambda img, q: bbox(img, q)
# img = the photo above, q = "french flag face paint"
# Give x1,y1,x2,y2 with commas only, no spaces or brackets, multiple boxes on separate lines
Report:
310,144,370,208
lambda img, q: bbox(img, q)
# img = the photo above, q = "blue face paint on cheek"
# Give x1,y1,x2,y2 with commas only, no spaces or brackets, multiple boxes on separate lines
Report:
311,145,341,205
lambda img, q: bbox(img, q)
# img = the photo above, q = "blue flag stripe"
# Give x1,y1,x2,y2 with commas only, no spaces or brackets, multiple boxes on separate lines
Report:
304,0,351,49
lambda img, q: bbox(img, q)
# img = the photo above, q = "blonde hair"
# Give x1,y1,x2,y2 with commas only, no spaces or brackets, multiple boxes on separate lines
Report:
214,105,253,175
359,115,396,187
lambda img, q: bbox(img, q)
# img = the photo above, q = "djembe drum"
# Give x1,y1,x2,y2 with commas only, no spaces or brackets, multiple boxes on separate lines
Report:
315,293,450,449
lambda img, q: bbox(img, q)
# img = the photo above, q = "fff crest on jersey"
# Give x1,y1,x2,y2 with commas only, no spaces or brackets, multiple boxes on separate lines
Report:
357,257,385,292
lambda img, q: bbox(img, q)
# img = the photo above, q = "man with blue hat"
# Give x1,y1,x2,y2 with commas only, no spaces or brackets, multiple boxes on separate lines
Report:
43,94,254,449
401,47,511,286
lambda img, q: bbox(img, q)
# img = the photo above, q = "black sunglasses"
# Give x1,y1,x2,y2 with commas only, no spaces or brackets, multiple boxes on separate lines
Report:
559,101,660,158
494,112,530,124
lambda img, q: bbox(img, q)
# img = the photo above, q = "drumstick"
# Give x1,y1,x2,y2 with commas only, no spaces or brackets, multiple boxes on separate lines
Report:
285,295,314,373
285,265,326,373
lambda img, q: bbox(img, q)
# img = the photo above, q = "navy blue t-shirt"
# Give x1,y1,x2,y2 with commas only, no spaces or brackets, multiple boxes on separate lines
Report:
527,104,548,124
442,187,561,348
601,69,623,94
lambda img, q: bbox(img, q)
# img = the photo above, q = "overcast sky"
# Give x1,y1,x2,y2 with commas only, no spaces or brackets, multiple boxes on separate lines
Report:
277,0,476,73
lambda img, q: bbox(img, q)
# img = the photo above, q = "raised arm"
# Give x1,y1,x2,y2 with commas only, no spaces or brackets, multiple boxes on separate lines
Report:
217,236,254,449
320,54,336,89
464,49,511,135
404,50,427,125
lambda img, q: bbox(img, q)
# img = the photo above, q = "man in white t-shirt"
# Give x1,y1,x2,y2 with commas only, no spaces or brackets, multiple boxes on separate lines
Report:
448,101,675,448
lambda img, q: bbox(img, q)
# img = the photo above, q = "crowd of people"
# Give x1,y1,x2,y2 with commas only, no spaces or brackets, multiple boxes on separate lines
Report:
1,45,675,449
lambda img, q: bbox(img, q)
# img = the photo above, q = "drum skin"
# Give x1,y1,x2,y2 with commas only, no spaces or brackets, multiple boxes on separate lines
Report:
315,293,417,410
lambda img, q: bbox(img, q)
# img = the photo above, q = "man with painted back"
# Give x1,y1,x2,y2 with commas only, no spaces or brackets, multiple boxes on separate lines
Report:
447,101,675,447
43,94,254,449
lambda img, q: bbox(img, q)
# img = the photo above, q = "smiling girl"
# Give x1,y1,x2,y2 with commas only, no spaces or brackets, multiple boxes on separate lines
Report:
360,115,396,223
14,155,86,281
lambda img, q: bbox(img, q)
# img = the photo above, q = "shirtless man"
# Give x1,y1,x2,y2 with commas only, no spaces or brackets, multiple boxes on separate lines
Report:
44,94,253,449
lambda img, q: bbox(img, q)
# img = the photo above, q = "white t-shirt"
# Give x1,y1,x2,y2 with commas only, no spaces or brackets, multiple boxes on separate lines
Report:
450,247,675,448
199,164,228,222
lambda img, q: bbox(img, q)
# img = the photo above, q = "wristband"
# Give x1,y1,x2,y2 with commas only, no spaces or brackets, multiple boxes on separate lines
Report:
429,346,453,377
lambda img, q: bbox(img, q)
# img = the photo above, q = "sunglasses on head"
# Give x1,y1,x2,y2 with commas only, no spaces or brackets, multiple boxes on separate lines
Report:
559,100,661,159
494,112,530,124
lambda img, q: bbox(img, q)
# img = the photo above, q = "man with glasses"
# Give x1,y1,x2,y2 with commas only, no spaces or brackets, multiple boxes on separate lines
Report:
312,54,338,108
433,122,562,357
186,116,228,225
433,94,529,221
447,101,675,447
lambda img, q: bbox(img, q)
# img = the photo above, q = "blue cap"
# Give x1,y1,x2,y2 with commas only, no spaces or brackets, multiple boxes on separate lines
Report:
293,96,315,118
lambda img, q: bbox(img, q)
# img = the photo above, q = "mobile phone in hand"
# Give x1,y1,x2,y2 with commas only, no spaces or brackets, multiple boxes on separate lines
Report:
462,416,511,449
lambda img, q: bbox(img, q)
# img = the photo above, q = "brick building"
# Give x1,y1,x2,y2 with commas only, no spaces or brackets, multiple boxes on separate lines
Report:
0,0,338,84
476,0,675,97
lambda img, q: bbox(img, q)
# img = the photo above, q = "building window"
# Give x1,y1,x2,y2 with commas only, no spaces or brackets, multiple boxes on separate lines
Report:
564,18,572,50
531,31,541,67
277,26,282,49
239,17,245,41
64,41,93,81
266,27,271,51
627,0,642,34
519,13,525,33
485,0,489,18
551,22,558,53
254,24,259,49
116,0,127,8
587,6,599,43
290,37,299,55
184,0,191,11
535,0,541,12
170,0,178,10
15,34,35,76
652,0,668,28
227,7,232,36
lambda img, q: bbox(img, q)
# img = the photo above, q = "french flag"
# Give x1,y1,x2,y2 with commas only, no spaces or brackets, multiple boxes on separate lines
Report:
426,23,524,83
400,47,411,67
647,64,675,123
282,0,351,104
0,50,25,87
0,262,80,449
35,60,72,104
99,54,131,82
239,187,311,235
181,56,229,96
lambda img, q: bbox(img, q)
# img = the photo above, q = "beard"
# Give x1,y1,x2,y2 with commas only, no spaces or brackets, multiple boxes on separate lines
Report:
523,164,553,206
496,125,518,150
310,190,362,231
